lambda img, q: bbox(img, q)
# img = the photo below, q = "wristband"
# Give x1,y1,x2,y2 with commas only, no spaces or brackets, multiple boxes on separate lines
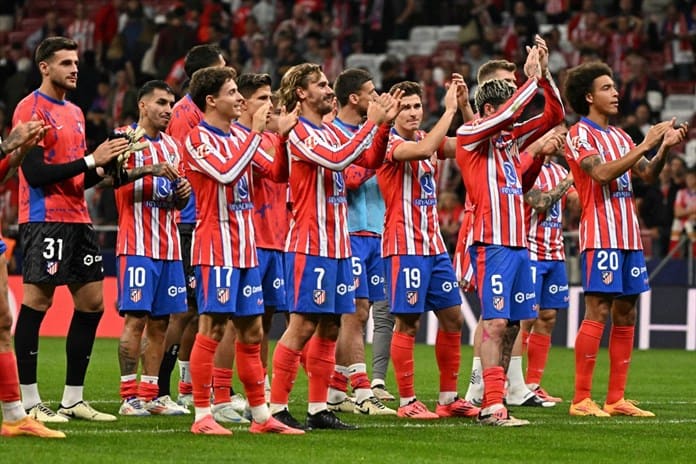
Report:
84,154,96,169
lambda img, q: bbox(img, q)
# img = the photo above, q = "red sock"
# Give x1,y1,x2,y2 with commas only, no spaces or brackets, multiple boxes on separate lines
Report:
521,329,530,355
349,371,371,391
329,370,349,393
190,333,218,408
0,351,21,402
270,342,301,405
212,367,233,405
435,330,461,393
235,342,265,408
306,336,336,403
573,320,604,404
178,381,193,395
525,333,551,385
138,381,159,402
482,366,505,409
299,343,310,375
606,325,635,404
391,332,415,398
120,379,138,400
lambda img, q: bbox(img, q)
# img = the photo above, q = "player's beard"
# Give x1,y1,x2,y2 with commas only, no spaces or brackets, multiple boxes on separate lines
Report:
52,75,77,92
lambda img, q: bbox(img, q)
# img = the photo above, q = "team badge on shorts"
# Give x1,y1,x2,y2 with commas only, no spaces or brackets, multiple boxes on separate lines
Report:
130,289,142,303
602,271,613,285
354,276,360,289
313,289,326,305
406,291,418,306
46,261,59,275
217,288,230,304
187,275,197,289
493,296,504,311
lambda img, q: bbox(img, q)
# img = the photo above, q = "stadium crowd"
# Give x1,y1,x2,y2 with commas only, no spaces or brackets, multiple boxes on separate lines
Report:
0,0,694,261
0,0,693,438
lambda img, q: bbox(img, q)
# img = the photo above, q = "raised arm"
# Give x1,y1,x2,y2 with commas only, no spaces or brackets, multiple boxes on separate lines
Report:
456,78,539,151
631,121,689,184
185,129,262,185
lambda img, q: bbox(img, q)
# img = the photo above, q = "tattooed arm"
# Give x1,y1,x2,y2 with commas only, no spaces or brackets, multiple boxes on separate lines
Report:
524,174,574,213
579,120,675,184
632,121,689,183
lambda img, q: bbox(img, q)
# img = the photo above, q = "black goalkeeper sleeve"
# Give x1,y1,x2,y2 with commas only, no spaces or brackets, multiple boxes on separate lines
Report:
21,146,90,188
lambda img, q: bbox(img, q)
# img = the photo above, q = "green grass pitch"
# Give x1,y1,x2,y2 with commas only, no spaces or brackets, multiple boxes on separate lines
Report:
3,338,695,463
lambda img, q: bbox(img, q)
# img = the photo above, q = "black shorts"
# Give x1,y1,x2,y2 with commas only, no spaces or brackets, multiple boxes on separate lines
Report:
178,222,197,306
20,222,104,285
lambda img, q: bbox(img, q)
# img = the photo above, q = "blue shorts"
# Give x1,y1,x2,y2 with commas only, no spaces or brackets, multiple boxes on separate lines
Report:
194,265,264,316
531,260,569,310
470,245,537,321
257,248,287,311
350,235,387,302
385,253,462,314
581,249,650,296
285,253,355,314
117,256,187,317
0,238,6,256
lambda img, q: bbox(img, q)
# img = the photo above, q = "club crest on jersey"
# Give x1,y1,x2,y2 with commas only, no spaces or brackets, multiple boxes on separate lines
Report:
303,135,319,150
313,289,326,305
193,144,210,159
493,296,505,311
406,291,418,306
602,271,613,285
571,136,592,152
217,288,230,304
130,289,142,303
46,261,59,275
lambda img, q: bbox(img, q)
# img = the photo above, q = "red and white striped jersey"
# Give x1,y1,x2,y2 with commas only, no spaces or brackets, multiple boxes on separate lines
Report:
526,161,574,261
184,120,273,268
115,126,183,260
167,94,203,141
377,128,447,257
231,123,290,252
453,196,475,292
285,116,379,258
456,77,565,247
67,19,95,55
565,117,642,251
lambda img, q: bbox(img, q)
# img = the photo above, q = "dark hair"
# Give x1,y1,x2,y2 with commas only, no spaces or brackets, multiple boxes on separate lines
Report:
137,80,174,101
477,60,516,84
474,79,516,114
563,62,613,116
278,63,322,111
333,68,373,106
189,67,238,112
236,73,272,99
34,36,78,66
389,81,422,98
184,44,224,78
